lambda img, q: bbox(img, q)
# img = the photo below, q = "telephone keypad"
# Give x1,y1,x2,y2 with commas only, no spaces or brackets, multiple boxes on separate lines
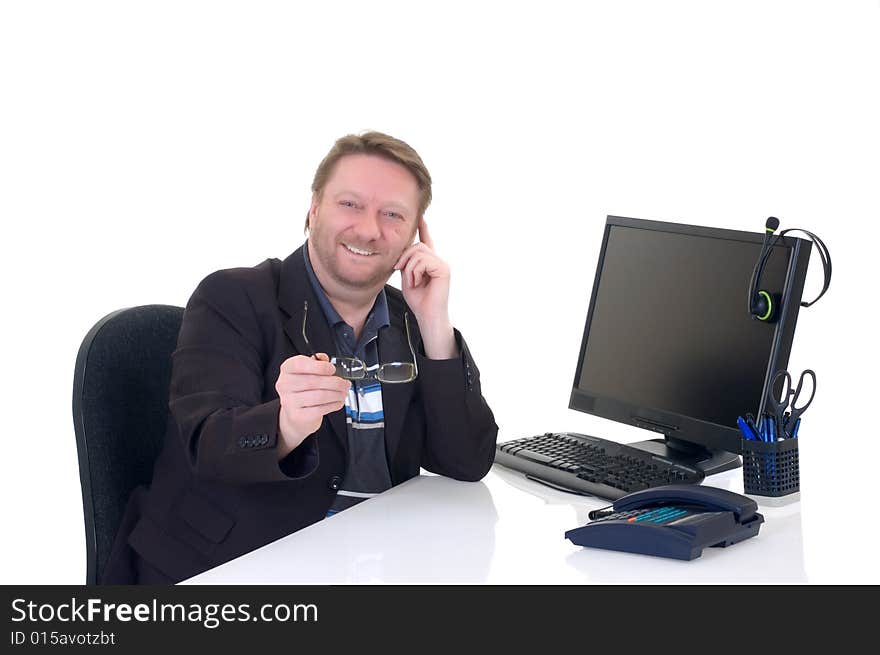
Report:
593,506,689,524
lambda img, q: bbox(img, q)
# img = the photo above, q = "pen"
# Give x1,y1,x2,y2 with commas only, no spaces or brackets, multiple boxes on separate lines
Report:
791,417,801,439
763,415,771,442
737,416,759,441
745,414,761,441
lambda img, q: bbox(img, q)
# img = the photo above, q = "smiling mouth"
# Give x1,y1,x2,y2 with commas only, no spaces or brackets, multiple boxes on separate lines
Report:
342,243,378,257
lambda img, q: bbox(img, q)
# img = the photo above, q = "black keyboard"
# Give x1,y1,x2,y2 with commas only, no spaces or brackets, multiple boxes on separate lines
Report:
493,432,705,500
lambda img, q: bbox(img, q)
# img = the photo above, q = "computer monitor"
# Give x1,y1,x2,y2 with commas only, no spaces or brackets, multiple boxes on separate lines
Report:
569,216,812,475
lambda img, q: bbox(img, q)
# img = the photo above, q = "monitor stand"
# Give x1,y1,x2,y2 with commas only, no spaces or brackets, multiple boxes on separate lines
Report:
628,436,741,477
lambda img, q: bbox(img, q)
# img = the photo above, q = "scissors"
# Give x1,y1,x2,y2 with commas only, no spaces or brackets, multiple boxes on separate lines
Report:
765,369,816,440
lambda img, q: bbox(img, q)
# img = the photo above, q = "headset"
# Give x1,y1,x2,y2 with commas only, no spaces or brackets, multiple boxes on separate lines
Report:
748,216,832,322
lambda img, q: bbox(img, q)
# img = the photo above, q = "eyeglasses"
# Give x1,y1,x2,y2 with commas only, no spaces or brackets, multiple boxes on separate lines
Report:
301,300,418,384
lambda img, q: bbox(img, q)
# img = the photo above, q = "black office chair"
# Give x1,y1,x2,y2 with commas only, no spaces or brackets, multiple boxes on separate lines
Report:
72,304,184,585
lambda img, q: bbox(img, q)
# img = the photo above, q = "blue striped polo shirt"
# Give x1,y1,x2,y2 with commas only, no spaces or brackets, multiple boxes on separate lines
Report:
302,245,393,516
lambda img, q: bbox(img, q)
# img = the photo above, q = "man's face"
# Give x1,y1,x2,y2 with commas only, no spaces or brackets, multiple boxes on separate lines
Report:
308,154,420,291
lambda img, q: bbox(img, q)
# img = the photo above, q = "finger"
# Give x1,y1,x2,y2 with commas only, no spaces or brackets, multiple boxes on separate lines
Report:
404,251,442,288
281,354,332,374
394,242,429,271
280,354,337,376
412,260,430,288
284,374,351,394
284,388,351,409
405,255,425,288
277,373,351,395
418,216,435,250
395,245,417,271
299,400,347,421
402,251,427,288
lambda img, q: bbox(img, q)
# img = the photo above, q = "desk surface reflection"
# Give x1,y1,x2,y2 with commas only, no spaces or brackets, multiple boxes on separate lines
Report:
184,465,807,584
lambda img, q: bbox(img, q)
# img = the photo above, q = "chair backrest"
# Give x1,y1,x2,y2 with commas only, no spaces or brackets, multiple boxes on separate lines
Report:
72,304,184,585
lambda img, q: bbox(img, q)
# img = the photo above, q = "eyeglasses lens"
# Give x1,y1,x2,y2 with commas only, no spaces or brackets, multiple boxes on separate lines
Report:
331,357,366,380
377,363,416,383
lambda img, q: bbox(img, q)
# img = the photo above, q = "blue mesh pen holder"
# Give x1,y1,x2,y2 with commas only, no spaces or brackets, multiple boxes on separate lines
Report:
741,438,799,497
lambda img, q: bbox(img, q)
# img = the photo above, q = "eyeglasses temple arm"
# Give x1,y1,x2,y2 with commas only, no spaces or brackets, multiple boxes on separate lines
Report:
302,300,316,357
404,313,418,377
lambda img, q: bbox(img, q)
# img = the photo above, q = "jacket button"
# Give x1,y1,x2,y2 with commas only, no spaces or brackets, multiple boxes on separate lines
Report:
328,475,342,491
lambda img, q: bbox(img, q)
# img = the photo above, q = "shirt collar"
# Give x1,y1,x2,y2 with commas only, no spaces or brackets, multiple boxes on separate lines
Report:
302,241,390,335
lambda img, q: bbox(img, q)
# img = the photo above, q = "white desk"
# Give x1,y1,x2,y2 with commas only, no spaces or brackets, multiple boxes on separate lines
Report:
183,464,809,584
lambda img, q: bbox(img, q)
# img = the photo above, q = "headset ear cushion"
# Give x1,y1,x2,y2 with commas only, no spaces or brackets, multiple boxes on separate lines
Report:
752,290,771,321
752,290,778,322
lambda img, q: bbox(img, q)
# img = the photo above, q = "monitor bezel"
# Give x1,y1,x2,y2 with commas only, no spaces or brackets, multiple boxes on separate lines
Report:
568,215,811,456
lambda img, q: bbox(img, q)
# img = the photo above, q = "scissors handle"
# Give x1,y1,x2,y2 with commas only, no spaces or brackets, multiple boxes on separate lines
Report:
788,369,816,422
765,370,792,417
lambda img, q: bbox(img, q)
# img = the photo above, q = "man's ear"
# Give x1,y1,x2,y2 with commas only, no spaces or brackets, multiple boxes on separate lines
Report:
308,195,320,229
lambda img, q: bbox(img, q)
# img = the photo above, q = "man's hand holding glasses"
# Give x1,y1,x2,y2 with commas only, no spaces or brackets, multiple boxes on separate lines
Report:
274,300,421,459
274,352,351,459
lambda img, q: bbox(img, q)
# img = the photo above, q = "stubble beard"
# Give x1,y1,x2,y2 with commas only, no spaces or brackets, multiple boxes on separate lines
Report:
329,251,393,290
311,230,397,291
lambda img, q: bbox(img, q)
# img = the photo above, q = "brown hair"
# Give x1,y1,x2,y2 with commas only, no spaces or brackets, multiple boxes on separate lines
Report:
305,131,432,232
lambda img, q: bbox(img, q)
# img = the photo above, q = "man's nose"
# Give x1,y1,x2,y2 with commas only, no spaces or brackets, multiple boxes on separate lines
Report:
352,209,382,241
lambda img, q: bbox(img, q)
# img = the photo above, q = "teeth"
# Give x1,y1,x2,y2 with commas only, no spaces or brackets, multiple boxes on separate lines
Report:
343,243,375,256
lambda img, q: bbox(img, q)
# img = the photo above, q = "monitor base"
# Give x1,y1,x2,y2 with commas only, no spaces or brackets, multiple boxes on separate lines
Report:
628,436,742,477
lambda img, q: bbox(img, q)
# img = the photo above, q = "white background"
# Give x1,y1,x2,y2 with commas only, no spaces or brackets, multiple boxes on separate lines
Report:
1,0,878,584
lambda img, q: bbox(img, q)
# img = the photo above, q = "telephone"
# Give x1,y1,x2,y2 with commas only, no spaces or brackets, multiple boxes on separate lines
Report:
565,484,764,560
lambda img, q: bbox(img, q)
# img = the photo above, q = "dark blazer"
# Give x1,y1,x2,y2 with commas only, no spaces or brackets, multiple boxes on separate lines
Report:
101,245,498,584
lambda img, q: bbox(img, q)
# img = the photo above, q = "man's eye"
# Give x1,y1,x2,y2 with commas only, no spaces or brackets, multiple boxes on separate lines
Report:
340,200,358,209
384,211,403,220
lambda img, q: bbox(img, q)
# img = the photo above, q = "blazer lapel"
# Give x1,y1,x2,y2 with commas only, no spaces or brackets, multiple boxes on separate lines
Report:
378,315,417,473
278,246,348,452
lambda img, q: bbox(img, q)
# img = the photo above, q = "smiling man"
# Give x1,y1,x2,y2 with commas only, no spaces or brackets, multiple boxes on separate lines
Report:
102,131,498,584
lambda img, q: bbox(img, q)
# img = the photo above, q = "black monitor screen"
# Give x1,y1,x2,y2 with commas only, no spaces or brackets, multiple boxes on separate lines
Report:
572,217,809,457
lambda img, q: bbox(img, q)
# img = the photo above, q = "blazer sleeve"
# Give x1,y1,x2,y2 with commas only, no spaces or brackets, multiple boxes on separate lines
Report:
417,329,498,481
168,269,319,485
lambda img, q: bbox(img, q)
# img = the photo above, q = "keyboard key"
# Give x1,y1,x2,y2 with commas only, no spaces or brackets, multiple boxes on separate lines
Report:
512,449,556,465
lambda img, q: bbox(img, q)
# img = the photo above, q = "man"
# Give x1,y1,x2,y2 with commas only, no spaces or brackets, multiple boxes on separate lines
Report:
102,131,498,584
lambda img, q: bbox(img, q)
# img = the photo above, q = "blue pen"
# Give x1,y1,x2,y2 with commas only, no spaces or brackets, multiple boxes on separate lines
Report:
747,417,761,441
791,417,801,439
746,414,762,440
737,416,758,441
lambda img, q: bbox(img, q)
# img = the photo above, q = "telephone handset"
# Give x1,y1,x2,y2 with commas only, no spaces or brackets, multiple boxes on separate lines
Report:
612,484,759,520
565,484,764,560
